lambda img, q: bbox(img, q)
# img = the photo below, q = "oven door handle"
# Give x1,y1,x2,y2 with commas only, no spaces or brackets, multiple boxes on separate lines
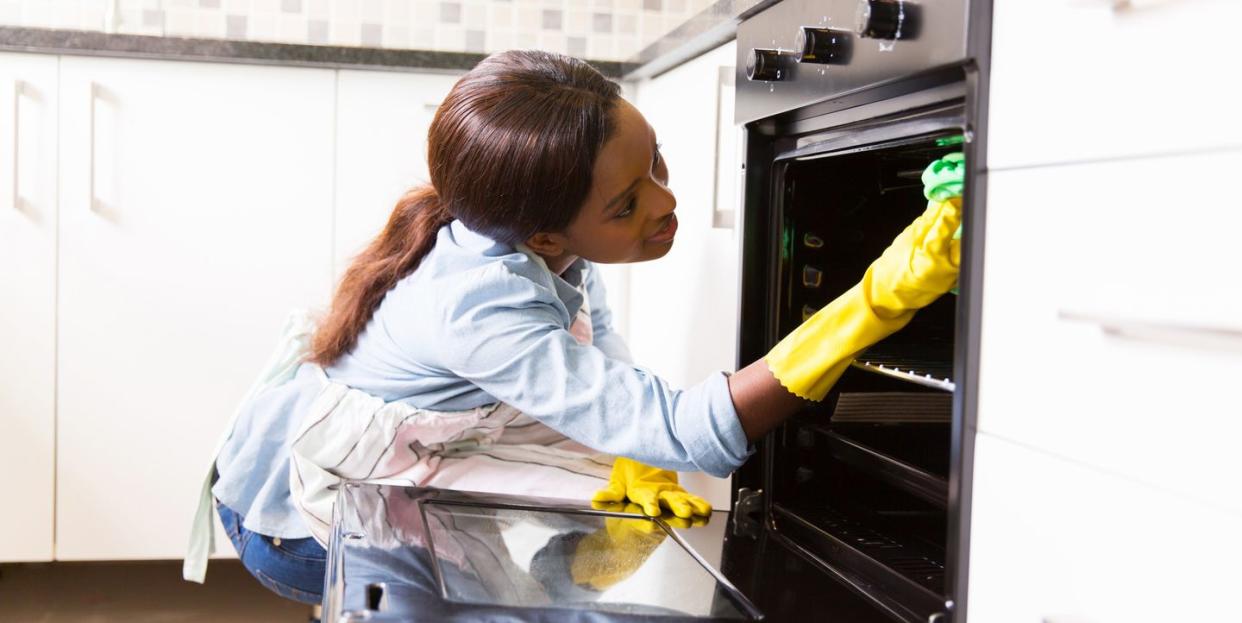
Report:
1057,309,1242,351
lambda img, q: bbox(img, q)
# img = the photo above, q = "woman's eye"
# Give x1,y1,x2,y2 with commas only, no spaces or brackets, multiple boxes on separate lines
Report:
615,197,636,219
653,144,669,184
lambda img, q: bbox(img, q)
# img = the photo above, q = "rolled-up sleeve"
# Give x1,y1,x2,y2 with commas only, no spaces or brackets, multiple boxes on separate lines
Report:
438,267,752,477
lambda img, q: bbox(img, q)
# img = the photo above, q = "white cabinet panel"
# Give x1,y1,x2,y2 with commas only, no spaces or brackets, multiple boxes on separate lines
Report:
333,70,460,279
55,56,335,559
967,433,1241,623
0,52,57,562
989,0,1242,169
977,150,1242,514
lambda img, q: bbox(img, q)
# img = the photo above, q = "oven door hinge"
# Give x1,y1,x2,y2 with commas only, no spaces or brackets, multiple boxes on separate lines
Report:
928,600,954,623
731,487,765,539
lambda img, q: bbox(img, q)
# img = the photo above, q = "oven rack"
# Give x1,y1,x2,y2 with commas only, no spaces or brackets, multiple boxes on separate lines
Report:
817,426,948,509
851,343,955,391
772,503,946,623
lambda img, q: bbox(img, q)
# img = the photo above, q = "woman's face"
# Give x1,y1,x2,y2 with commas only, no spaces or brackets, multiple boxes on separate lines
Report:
528,99,677,266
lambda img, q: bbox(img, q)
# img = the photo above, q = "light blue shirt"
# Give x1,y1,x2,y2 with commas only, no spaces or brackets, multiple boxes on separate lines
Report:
214,220,752,538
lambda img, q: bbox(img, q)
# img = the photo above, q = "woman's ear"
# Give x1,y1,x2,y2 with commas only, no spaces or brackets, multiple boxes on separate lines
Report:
525,232,569,257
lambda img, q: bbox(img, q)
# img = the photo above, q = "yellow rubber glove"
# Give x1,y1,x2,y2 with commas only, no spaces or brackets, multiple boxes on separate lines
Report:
765,195,962,401
591,457,713,519
570,503,708,590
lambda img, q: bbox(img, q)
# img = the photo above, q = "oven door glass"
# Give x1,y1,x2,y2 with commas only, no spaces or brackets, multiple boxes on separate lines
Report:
323,483,760,622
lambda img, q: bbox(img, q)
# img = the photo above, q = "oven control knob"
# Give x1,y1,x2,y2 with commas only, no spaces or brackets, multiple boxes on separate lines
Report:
746,48,787,81
855,0,910,40
795,27,850,64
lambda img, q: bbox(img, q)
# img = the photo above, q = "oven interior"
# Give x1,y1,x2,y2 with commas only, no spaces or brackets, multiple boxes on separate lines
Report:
765,130,963,621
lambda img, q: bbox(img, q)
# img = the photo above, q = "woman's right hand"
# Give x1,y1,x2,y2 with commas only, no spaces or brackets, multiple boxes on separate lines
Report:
863,195,962,319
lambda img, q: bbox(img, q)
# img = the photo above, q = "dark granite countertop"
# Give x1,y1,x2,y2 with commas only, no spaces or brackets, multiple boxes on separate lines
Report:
0,0,777,80
0,25,626,77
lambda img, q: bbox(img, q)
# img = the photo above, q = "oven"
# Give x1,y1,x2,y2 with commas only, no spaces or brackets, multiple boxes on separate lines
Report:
722,1,990,622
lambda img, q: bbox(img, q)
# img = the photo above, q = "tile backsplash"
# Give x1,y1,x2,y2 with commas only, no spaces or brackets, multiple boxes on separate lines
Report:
0,0,717,61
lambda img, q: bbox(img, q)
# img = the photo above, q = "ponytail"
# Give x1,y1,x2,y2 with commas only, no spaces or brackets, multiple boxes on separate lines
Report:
308,186,450,366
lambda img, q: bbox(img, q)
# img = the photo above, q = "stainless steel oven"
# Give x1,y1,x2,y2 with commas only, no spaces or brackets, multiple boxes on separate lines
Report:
725,1,991,622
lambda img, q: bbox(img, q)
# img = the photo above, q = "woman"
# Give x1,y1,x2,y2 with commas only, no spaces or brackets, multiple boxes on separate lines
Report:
184,49,962,606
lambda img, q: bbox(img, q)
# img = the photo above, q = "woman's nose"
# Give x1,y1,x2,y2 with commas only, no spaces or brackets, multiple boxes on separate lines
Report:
649,184,676,218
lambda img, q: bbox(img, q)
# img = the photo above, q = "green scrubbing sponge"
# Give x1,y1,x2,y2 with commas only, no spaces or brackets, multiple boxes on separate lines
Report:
922,152,965,202
921,152,965,294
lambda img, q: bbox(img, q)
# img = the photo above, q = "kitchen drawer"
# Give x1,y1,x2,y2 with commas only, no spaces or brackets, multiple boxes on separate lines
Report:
976,151,1242,513
989,0,1242,169
967,432,1242,623
987,149,1242,334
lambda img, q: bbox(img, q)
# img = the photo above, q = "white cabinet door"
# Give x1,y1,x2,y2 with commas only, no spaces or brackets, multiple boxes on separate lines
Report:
631,41,739,509
977,150,1242,514
56,56,335,559
0,52,57,562
989,0,1242,169
967,432,1242,623
333,69,460,279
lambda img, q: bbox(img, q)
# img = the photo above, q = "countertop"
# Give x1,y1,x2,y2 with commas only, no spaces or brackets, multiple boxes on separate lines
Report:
0,0,776,81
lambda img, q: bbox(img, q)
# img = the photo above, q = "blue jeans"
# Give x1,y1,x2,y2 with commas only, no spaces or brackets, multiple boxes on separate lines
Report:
216,500,327,605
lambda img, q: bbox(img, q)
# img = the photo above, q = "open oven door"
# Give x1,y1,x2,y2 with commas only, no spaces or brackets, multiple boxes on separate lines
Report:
320,483,763,622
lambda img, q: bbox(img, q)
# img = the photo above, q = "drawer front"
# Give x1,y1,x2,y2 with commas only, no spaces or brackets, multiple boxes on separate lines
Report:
968,433,1242,623
977,151,1242,513
989,0,1242,169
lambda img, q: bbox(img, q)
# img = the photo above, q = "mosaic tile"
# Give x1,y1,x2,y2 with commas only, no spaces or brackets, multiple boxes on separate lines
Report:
592,12,610,33
226,14,247,38
541,8,560,30
440,1,461,24
360,22,382,46
307,18,328,43
4,0,717,61
567,35,585,57
465,28,485,52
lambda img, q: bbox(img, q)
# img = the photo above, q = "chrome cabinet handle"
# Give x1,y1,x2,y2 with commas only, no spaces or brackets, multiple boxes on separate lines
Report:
89,81,99,212
10,79,21,211
1058,309,1242,350
1073,0,1185,11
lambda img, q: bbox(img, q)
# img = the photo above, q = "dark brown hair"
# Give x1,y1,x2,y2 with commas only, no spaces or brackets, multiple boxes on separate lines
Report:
309,50,622,365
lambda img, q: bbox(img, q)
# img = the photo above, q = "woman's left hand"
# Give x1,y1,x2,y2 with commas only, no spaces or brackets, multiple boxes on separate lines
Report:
591,457,713,519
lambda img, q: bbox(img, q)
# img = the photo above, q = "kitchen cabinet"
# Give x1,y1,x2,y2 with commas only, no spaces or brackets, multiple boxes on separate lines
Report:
629,41,739,509
989,0,1242,169
977,149,1242,516
0,52,57,562
967,432,1241,622
0,51,464,562
333,70,460,279
54,56,335,559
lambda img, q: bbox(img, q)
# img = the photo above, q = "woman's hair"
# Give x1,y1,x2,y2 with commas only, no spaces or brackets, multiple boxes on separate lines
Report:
309,50,623,365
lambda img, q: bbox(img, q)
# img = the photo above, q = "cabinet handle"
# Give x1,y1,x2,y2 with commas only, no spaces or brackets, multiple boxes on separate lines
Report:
10,79,21,211
89,81,99,212
1073,0,1184,10
1058,309,1242,350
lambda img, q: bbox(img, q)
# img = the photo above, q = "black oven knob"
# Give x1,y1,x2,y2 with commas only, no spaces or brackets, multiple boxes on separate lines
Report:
795,27,850,64
746,48,788,81
856,0,910,39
